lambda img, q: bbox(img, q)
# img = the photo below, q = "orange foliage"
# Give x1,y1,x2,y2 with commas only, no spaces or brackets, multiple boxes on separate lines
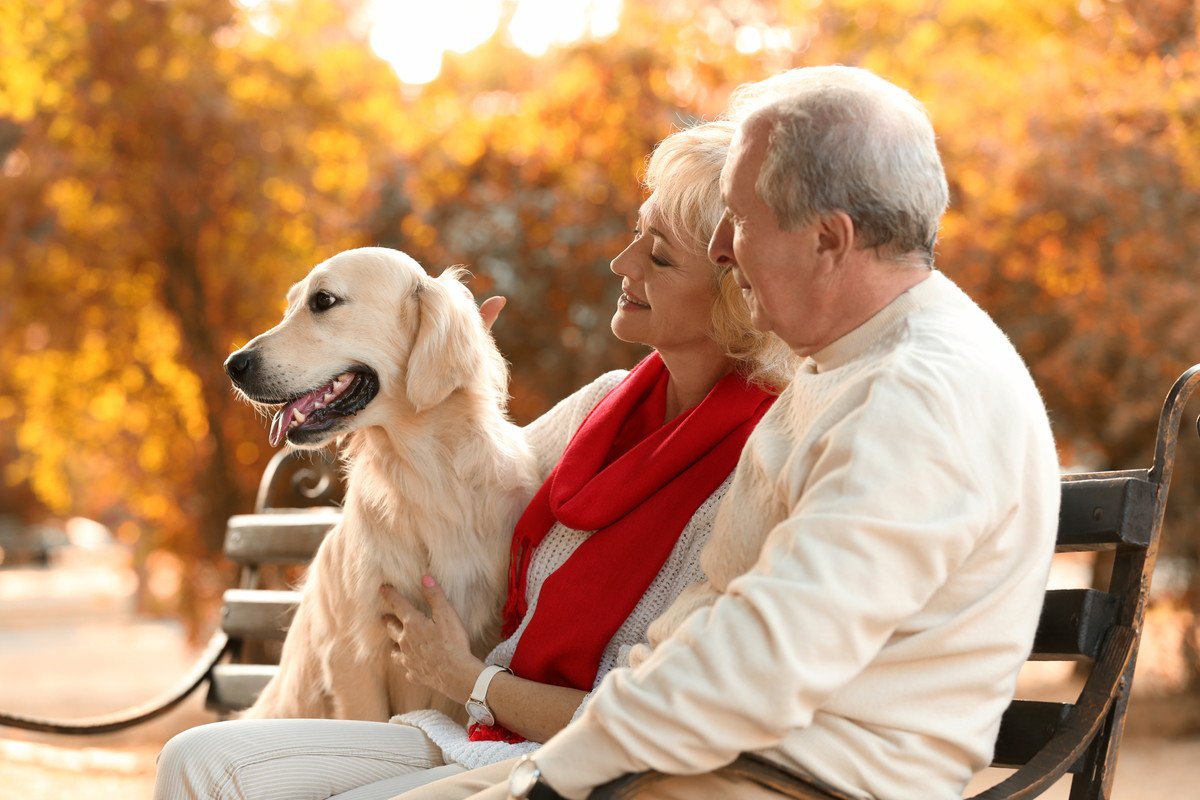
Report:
2,0,1200,639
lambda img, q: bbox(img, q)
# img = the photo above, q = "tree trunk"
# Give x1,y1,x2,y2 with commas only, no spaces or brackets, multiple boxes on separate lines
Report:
159,235,250,558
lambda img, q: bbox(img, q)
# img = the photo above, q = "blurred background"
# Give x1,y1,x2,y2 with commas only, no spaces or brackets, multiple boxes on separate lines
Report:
1,0,1199,796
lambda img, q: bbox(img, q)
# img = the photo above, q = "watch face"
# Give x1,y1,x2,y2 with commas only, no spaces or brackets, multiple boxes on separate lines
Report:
509,756,540,797
465,700,495,727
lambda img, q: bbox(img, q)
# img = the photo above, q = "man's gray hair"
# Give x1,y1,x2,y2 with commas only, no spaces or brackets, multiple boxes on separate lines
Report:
728,66,950,265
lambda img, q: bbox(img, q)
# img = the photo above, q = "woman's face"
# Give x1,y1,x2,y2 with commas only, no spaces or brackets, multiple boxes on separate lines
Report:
610,197,721,359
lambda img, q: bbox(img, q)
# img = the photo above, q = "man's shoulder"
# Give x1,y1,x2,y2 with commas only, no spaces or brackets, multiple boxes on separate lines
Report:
898,275,1039,399
756,274,1052,455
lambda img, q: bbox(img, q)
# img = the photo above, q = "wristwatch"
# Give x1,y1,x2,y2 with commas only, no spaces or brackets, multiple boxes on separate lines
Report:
508,754,565,800
465,664,511,726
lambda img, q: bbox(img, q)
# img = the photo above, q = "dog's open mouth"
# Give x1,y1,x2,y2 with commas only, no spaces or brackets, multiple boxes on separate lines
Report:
268,368,380,447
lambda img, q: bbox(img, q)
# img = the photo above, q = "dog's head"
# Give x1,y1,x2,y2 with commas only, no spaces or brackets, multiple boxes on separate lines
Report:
225,247,508,449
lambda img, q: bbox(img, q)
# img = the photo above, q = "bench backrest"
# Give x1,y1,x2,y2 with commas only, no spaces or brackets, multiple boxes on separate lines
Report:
968,365,1200,800
976,472,1155,799
206,448,345,712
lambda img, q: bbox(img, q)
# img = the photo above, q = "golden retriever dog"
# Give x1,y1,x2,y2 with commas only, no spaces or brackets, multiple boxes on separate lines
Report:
224,247,537,721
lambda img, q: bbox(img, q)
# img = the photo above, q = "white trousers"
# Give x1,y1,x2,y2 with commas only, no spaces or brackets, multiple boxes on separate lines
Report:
153,718,466,800
154,718,790,800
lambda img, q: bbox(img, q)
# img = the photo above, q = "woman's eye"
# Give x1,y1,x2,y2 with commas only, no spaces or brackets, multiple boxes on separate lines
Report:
650,251,672,267
309,290,338,312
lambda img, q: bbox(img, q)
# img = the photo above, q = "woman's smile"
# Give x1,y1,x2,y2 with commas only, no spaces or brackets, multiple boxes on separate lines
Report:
618,290,651,310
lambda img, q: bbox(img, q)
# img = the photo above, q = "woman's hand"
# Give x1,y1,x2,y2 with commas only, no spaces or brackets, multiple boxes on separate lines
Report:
380,577,484,704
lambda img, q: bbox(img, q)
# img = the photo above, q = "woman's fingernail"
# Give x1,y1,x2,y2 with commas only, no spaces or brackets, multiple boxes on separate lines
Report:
422,575,436,587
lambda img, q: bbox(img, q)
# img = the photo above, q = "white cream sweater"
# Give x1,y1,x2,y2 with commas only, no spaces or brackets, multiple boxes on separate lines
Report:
397,369,735,769
535,271,1061,800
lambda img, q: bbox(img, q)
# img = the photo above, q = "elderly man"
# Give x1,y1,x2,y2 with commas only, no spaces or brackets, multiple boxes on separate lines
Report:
401,65,1060,800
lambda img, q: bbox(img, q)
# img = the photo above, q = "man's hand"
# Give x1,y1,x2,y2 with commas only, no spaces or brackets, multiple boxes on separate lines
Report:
380,577,484,704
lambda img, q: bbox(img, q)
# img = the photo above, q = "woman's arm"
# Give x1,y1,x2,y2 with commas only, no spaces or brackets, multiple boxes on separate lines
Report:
469,672,586,743
381,580,587,743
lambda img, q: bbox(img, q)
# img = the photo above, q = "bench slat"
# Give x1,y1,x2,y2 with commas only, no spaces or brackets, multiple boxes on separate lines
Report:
225,510,339,564
1030,589,1119,661
1056,477,1155,552
221,589,300,640
206,664,277,713
991,700,1076,771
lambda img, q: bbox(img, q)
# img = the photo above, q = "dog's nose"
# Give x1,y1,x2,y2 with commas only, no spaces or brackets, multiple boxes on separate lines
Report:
224,348,257,383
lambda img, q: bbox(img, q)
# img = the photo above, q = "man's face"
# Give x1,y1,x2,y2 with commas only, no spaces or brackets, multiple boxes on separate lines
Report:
708,117,821,354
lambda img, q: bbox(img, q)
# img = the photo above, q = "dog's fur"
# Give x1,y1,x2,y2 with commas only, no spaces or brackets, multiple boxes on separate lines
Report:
226,247,536,721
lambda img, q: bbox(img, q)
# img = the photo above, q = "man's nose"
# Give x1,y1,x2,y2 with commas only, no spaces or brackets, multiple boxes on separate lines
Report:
708,215,734,267
224,348,258,384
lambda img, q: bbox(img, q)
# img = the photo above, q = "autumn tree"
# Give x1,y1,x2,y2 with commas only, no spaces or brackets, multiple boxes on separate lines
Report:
0,0,400,621
3,0,1200,681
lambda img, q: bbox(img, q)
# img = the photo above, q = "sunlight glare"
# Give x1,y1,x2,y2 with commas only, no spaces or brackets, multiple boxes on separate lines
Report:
369,0,624,84
511,0,621,57
369,0,504,85
236,0,280,36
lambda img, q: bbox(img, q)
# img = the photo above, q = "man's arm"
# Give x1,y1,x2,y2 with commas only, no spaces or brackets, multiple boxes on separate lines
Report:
532,385,994,798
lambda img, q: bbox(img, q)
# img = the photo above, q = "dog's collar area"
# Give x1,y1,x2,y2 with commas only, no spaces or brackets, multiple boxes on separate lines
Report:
268,368,380,447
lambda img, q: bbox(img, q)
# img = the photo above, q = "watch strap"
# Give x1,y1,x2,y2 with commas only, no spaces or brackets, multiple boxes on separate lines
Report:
528,780,565,800
467,664,511,720
509,755,567,800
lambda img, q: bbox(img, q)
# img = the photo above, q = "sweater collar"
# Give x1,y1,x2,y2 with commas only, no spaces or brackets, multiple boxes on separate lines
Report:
807,270,948,373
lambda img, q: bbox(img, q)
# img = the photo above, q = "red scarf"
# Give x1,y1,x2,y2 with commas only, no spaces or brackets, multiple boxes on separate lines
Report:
469,353,775,743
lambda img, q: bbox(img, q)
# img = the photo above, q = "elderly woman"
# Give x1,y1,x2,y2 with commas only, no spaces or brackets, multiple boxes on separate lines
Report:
154,119,794,800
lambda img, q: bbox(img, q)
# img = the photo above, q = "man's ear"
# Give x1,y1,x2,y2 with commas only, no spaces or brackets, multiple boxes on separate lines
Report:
405,270,477,413
816,211,856,266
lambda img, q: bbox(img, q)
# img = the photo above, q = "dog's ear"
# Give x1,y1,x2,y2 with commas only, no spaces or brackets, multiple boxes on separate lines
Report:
405,268,481,413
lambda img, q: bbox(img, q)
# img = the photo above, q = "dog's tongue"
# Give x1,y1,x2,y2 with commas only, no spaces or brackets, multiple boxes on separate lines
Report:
268,387,324,448
268,408,290,448
265,372,357,448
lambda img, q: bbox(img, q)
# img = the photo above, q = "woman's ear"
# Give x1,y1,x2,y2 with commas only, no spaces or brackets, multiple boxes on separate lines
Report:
405,270,478,413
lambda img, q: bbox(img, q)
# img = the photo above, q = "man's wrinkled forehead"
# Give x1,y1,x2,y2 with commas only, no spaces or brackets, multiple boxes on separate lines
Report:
721,121,760,206
719,130,744,203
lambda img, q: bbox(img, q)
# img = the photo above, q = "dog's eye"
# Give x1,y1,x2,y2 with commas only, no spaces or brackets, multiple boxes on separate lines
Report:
309,290,339,313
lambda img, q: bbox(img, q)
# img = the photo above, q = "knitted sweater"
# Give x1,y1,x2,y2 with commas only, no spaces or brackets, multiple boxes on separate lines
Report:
397,369,735,770
535,271,1061,800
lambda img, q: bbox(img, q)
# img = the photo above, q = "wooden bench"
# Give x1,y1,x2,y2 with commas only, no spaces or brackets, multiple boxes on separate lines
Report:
3,366,1197,800
205,447,345,715
206,366,1200,799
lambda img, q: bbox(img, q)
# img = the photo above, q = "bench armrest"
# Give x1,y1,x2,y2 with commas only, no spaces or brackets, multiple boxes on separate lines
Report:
966,624,1136,800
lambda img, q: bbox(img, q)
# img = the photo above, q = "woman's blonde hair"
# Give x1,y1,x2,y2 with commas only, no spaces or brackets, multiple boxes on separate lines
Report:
644,121,798,392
